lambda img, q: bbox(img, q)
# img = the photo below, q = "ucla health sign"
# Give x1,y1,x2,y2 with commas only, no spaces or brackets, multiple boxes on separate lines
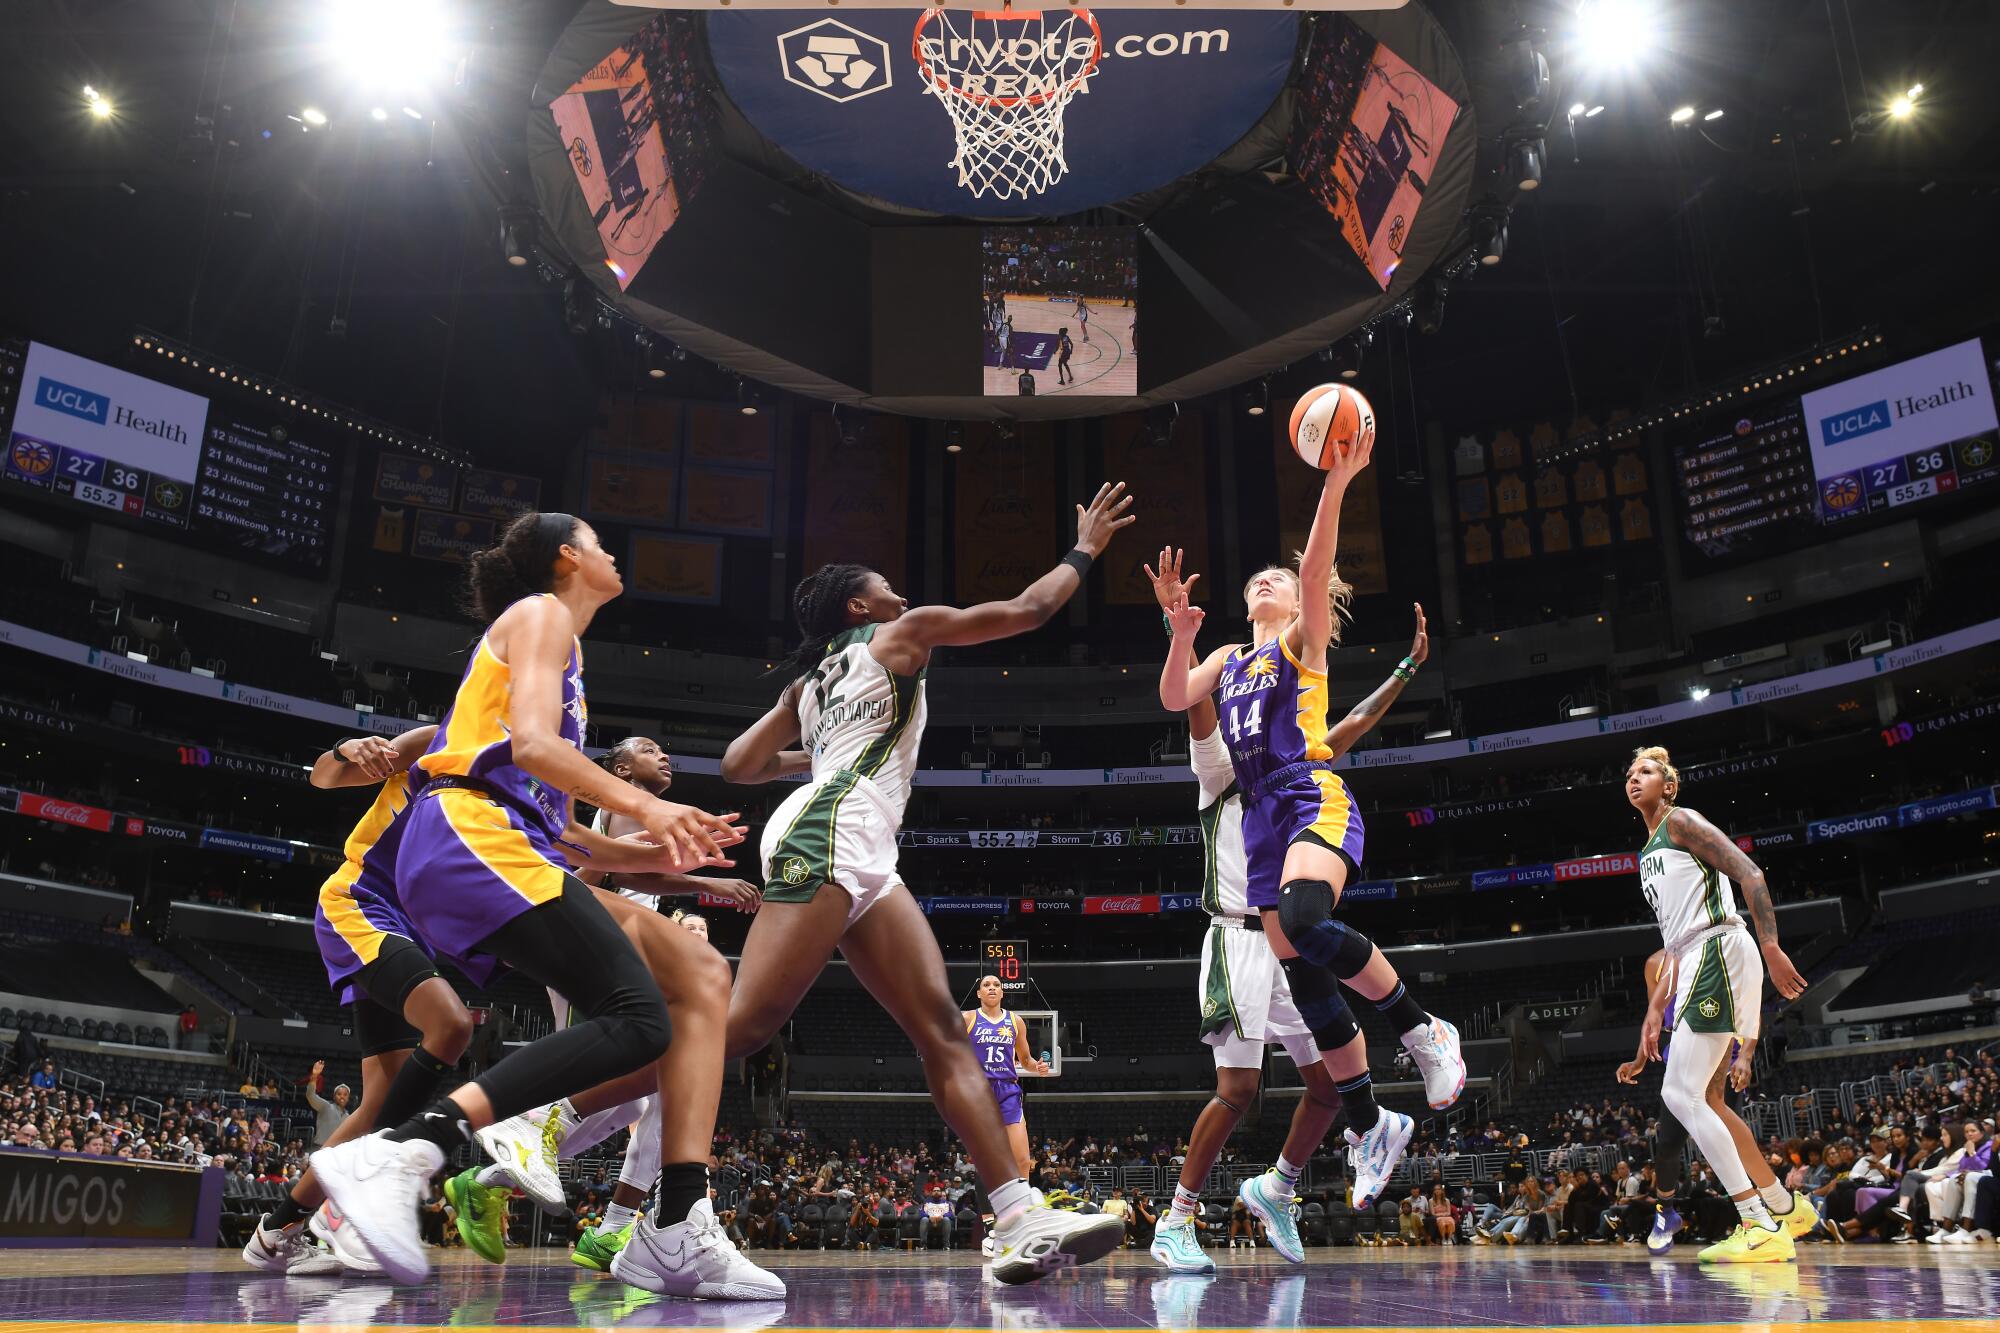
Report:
13,342,209,485
1802,338,1997,482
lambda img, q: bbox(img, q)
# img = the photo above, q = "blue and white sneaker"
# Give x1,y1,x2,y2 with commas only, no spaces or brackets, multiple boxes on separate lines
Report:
1148,1215,1214,1274
1649,1204,1682,1256
1402,1016,1466,1111
1345,1109,1414,1209
1238,1171,1304,1264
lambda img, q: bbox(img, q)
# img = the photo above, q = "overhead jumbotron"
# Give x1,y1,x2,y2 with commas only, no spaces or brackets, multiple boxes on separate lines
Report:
519,0,1477,418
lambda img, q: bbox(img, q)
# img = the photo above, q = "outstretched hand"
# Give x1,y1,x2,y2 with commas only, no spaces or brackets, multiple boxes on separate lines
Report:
1074,481,1136,556
1165,591,1204,638
1407,603,1429,667
1143,546,1200,611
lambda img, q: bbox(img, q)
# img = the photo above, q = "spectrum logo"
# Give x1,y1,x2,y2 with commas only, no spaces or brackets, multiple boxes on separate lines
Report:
1818,399,1890,446
35,377,110,425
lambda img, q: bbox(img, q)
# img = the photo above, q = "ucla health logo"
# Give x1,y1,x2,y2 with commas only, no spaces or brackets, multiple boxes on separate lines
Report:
1818,398,1890,447
36,376,109,425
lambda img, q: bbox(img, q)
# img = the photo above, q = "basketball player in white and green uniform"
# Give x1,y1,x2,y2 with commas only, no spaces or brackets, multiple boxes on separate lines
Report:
719,481,1137,1285
1627,745,1816,1264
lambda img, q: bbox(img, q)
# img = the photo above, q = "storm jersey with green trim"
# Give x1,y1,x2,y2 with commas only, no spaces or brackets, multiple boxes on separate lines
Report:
1638,807,1743,953
797,624,927,818
1191,728,1247,915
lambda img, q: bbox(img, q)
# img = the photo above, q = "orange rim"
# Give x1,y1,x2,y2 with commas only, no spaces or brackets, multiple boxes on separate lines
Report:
912,7,1103,109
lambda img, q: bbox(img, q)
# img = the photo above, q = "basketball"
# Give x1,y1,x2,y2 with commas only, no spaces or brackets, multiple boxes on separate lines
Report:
1288,383,1375,470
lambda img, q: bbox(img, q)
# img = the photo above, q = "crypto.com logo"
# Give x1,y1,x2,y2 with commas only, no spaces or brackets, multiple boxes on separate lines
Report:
779,20,892,102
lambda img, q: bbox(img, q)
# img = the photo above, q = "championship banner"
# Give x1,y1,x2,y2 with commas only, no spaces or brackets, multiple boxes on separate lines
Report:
411,511,496,564
956,427,1059,603
802,412,907,592
0,1151,220,1247
372,453,456,509
626,532,722,604
684,403,775,471
457,467,541,520
15,793,116,833
680,468,772,537
1272,413,1388,594
595,396,683,457
582,453,679,524
1102,412,1210,605
1084,895,1160,915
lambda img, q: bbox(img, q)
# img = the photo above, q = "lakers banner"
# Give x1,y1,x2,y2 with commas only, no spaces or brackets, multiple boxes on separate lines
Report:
411,511,495,563
594,396,682,457
681,468,771,537
458,467,541,520
583,454,678,524
802,413,907,590
956,425,1059,603
685,403,775,470
1102,413,1210,605
373,453,456,509
1271,410,1388,595
627,532,721,604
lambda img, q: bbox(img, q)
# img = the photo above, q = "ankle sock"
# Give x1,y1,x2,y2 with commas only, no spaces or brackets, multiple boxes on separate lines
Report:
653,1161,709,1227
1334,1071,1380,1134
1169,1184,1201,1223
599,1201,637,1234
989,1177,1033,1226
1275,1155,1303,1192
1734,1195,1778,1232
1375,982,1430,1037
385,1098,470,1153
1758,1181,1793,1215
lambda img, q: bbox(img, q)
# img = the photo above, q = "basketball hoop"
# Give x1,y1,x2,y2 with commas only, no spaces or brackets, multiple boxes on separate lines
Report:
913,6,1103,202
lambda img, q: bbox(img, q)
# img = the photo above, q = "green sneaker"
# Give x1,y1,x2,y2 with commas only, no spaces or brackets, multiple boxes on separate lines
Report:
445,1167,509,1265
571,1221,633,1272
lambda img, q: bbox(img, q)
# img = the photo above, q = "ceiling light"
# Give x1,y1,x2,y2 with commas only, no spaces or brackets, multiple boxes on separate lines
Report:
1888,95,1914,119
403,106,424,120
370,107,388,121
1586,105,1605,118
1689,685,1711,702
325,0,457,97
1670,106,1696,124
1575,0,1657,71
89,97,114,120
1703,109,1725,121
301,107,328,126
1568,102,1587,117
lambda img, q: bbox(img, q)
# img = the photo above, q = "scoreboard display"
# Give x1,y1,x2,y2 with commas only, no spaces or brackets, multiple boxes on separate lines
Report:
1672,335,2000,570
0,340,336,573
982,939,1031,998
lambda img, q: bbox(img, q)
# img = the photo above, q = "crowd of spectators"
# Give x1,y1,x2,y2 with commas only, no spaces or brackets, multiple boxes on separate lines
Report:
2,1072,313,1187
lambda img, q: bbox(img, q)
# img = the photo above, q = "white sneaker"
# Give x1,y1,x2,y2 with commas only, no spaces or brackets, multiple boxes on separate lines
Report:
240,1213,343,1276
309,1201,384,1275
310,1131,446,1285
1943,1229,1975,1245
1925,1229,1951,1245
474,1105,567,1213
988,1206,1125,1286
1346,1108,1414,1209
1401,1017,1466,1110
982,1233,997,1258
611,1197,785,1300
1148,1215,1214,1274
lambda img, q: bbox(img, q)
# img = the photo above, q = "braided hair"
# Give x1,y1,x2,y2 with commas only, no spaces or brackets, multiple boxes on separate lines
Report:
770,563,873,682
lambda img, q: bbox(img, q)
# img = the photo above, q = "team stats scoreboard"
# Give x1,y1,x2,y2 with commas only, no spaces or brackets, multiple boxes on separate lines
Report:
0,340,335,573
1672,336,2000,569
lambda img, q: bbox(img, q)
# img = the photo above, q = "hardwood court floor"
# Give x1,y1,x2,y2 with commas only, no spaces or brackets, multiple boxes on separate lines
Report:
984,296,1138,397
1,1242,1996,1331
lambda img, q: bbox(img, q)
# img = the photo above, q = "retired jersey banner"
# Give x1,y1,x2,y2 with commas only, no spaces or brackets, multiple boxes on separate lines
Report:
595,396,683,457
1272,412,1388,594
583,453,679,524
1102,412,1210,604
955,427,1059,603
626,532,722,604
680,468,772,537
802,412,907,592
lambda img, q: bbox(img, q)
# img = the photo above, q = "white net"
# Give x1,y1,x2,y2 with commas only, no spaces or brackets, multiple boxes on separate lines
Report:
914,7,1103,202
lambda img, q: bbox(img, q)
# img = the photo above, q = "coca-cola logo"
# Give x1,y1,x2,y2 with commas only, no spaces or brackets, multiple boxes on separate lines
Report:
39,802,96,826
1095,897,1144,912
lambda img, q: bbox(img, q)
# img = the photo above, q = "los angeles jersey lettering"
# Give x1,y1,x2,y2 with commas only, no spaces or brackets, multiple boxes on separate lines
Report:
970,1008,1018,1082
1214,638,1332,794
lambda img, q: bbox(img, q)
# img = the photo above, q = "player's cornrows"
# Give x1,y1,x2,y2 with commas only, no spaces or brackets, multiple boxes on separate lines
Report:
770,563,873,681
